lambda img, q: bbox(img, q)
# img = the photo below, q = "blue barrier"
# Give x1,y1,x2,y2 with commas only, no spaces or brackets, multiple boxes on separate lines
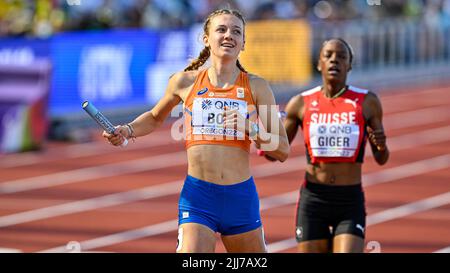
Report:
0,28,201,119
50,29,160,116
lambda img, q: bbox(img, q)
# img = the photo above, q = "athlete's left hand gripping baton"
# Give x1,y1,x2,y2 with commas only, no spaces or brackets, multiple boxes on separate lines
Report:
82,101,128,147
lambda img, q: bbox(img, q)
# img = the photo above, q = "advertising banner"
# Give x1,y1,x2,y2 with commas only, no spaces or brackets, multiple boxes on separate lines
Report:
50,29,160,115
240,20,312,85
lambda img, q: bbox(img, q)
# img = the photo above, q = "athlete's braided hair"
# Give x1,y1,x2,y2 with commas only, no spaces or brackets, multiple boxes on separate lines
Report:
184,9,247,72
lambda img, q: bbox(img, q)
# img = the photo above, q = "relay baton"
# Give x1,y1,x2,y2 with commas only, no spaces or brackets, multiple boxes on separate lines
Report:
257,111,287,156
82,101,128,147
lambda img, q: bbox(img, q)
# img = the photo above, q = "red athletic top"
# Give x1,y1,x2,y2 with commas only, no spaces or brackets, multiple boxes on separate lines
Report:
183,69,257,152
302,85,368,163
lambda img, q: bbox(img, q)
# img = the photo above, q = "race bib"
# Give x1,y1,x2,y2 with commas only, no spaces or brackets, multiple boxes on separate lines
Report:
309,123,360,157
192,98,248,138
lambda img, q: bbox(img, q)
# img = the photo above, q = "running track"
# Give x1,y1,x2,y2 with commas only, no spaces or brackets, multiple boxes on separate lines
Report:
0,82,449,253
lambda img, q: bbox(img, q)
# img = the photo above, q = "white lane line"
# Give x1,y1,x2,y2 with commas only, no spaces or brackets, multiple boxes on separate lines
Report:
0,155,309,229
364,154,450,187
268,191,450,253
384,125,450,152
384,105,450,130
0,95,450,191
38,154,450,253
40,220,179,253
0,118,446,250
0,87,442,168
0,104,450,194
434,246,450,253
380,86,450,114
0,129,177,168
0,247,22,253
0,180,183,228
0,125,449,227
0,151,186,194
379,85,450,102
3,114,449,196
367,192,450,226
252,125,450,178
1,90,449,169
38,193,304,253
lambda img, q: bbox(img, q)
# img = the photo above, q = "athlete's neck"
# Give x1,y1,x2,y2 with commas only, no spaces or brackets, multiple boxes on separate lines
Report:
322,82,347,98
208,62,240,88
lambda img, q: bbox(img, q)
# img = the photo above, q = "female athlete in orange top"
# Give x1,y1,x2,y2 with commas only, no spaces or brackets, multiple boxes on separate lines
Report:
279,38,389,253
103,9,289,253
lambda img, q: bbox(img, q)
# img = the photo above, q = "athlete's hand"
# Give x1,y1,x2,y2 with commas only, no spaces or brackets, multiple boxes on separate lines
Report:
264,154,278,162
367,126,386,151
255,149,274,161
102,125,129,146
223,108,247,136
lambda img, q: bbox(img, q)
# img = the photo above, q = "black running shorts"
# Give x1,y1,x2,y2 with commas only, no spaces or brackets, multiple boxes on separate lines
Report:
295,180,366,242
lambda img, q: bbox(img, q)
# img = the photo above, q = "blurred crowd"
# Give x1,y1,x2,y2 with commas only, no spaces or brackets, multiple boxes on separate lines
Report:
0,0,450,37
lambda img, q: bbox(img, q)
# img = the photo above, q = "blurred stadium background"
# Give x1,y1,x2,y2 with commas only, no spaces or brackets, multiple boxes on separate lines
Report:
0,0,449,253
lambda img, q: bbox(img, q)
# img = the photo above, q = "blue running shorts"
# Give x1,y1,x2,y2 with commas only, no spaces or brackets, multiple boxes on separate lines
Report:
178,175,262,236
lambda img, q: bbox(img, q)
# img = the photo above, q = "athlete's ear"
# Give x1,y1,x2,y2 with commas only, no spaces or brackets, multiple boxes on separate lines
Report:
316,49,322,71
203,34,210,48
317,61,322,72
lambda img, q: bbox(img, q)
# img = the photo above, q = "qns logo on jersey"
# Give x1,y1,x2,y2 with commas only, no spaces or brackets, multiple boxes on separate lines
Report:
202,99,212,110
197,87,209,95
318,125,327,134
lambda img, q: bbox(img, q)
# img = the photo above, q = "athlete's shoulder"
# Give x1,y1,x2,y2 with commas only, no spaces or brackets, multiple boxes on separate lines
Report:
248,73,273,93
169,70,201,90
362,90,380,102
362,90,383,120
284,93,306,122
288,86,321,109
348,85,370,94
248,73,269,86
363,90,383,108
301,86,322,97
288,93,304,105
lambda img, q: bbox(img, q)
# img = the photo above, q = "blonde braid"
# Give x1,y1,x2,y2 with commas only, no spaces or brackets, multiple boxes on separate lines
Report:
184,47,211,72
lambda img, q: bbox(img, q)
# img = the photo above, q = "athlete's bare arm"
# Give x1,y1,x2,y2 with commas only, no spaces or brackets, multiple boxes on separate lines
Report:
251,75,290,162
103,71,196,144
261,93,303,162
363,91,389,165
284,94,305,144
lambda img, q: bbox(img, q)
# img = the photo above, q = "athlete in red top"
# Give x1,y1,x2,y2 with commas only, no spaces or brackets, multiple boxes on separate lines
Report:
281,38,389,252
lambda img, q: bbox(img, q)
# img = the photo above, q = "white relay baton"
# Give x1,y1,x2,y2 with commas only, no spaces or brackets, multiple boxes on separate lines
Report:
82,101,128,147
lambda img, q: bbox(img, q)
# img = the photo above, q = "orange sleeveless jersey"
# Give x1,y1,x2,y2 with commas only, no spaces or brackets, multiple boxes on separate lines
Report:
183,69,257,152
302,85,368,163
